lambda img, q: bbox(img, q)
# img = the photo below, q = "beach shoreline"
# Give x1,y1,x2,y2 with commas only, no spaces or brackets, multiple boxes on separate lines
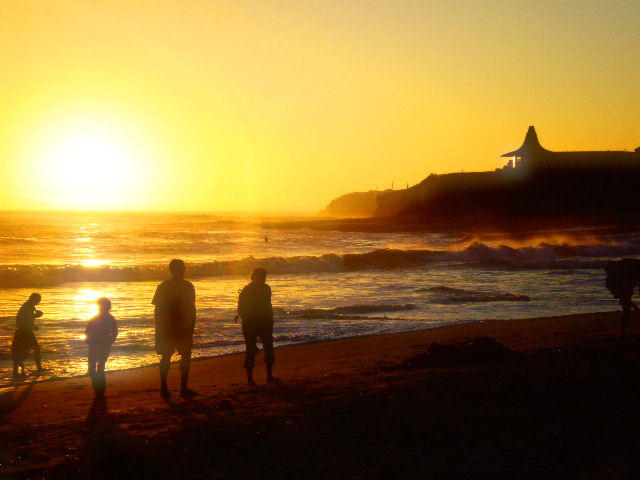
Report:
2,310,639,478
1,317,485,390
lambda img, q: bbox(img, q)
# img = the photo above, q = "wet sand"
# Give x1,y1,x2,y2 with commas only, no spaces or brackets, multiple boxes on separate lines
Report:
1,311,639,479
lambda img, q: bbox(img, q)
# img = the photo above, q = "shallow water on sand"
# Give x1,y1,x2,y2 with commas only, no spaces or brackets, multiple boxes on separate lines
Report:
0,212,625,385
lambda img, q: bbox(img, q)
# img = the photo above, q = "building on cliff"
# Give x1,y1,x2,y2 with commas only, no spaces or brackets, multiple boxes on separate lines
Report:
501,126,640,170
325,126,640,222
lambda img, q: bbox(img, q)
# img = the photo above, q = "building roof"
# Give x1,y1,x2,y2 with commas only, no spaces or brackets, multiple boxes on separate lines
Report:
501,126,549,158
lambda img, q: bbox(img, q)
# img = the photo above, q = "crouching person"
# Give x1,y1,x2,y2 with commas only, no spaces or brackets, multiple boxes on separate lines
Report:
85,297,118,396
237,267,276,385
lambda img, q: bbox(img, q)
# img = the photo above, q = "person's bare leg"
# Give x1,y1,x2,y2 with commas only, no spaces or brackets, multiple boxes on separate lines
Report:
243,330,257,385
621,299,631,337
95,360,106,396
263,332,276,382
159,355,171,396
246,366,256,385
266,363,277,383
34,343,43,371
88,351,98,393
180,355,196,397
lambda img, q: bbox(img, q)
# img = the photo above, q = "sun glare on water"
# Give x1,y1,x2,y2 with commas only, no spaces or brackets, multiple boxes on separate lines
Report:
72,288,105,320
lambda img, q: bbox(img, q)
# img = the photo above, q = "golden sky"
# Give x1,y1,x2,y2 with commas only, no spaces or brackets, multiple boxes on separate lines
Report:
0,1,638,212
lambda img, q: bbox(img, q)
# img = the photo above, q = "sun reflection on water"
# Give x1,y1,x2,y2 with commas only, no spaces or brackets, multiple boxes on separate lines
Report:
81,259,107,267
72,288,105,319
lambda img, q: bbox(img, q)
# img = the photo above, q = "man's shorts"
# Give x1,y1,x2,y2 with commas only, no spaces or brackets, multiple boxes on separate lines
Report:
155,329,193,357
12,329,39,360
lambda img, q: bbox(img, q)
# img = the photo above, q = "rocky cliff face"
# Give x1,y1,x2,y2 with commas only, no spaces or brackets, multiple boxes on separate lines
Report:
322,190,388,217
373,165,640,226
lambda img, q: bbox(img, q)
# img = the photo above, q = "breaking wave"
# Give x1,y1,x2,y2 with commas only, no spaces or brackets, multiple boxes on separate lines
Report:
0,240,637,288
289,304,417,319
424,286,531,303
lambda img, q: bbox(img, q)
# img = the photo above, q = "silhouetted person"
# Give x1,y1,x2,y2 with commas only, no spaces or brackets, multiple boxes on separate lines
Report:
153,259,196,397
85,297,118,396
11,293,44,377
605,258,640,336
236,267,276,384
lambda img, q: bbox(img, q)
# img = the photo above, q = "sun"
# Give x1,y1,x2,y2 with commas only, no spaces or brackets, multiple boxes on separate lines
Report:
31,117,148,209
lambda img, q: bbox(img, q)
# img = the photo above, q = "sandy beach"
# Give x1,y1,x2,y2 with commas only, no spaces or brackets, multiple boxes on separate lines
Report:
1,310,639,479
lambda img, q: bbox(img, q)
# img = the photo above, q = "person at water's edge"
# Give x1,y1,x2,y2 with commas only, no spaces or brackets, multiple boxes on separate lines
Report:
12,293,45,377
85,297,118,396
236,267,276,384
153,259,197,397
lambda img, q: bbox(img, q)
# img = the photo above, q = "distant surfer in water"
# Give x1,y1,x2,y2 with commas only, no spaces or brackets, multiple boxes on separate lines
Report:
236,267,276,385
152,259,197,397
11,293,45,378
264,233,269,242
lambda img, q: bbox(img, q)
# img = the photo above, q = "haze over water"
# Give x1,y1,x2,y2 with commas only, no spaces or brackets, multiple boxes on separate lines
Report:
0,211,626,386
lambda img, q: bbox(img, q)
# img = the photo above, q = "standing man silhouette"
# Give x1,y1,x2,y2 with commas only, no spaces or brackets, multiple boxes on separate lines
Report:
152,259,196,397
236,267,276,385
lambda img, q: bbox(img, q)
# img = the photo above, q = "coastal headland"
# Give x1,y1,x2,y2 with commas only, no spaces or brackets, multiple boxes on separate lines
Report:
320,127,640,231
2,310,638,479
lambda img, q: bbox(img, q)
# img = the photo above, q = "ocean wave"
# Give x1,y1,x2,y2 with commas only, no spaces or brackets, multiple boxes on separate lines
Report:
0,236,39,244
423,286,530,303
275,333,327,343
289,303,416,319
194,339,245,349
0,240,637,287
0,254,345,288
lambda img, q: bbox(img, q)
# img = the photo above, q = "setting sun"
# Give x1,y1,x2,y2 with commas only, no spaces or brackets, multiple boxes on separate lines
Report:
27,116,150,209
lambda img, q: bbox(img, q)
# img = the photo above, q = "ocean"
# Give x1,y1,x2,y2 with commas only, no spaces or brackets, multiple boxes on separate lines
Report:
0,211,626,386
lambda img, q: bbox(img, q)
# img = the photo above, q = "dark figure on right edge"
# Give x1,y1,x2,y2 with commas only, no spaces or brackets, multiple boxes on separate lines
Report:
236,267,276,384
12,293,45,377
605,258,640,336
152,259,197,397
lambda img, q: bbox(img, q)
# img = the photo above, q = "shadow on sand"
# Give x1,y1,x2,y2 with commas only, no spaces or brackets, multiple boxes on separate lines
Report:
80,396,152,478
0,381,35,418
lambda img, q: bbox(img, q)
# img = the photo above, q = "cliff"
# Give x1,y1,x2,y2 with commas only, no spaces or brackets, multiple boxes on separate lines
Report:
322,190,388,217
373,163,640,226
324,125,640,227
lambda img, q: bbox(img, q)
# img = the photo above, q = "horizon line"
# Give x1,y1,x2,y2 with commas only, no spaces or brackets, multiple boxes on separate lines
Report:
0,208,321,216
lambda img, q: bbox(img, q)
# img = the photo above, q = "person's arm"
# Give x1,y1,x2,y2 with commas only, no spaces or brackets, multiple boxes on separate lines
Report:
112,317,119,341
85,323,91,345
235,287,246,323
152,284,164,333
30,308,40,330
190,283,196,329
267,285,274,323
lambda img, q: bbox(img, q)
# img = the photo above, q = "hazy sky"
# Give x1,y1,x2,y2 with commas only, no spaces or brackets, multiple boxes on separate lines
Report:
1,1,638,212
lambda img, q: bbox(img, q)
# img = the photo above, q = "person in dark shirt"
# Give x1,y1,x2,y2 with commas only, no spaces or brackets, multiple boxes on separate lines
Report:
152,259,196,397
85,297,118,396
12,293,44,377
236,267,276,385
